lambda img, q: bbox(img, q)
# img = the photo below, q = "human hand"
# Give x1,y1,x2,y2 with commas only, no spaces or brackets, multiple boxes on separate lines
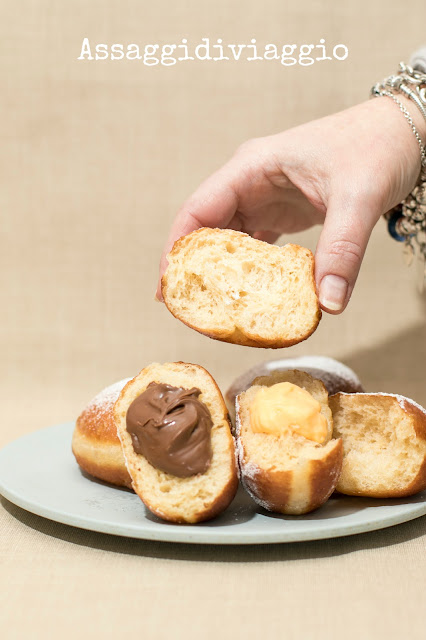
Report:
157,97,425,313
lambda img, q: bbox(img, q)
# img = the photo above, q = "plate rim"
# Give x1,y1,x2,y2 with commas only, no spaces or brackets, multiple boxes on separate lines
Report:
1,422,425,545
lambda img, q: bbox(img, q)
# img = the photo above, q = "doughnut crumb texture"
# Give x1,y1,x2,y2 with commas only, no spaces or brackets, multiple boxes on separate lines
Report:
161,228,321,348
236,370,343,515
330,392,426,498
114,362,238,524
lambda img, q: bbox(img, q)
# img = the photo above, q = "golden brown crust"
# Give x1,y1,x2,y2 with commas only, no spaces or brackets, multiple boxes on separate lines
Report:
160,297,321,349
308,440,343,508
240,467,292,513
76,403,119,443
161,229,321,349
239,440,343,515
399,400,426,497
114,362,239,524
403,399,426,442
72,430,133,489
72,380,132,489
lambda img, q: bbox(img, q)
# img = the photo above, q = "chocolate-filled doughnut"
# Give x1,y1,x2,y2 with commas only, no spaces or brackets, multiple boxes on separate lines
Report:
114,362,238,523
126,383,213,477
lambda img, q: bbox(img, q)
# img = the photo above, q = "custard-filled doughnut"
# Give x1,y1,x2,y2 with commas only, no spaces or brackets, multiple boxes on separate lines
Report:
72,379,132,488
114,362,238,523
236,370,343,515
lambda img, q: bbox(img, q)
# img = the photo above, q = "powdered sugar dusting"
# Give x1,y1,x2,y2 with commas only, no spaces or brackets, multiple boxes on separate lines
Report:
240,476,274,511
84,378,131,420
235,397,258,481
264,356,363,393
234,397,245,467
235,396,274,509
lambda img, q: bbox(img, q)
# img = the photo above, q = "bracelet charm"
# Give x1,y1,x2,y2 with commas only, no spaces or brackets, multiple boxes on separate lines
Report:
383,180,426,291
371,62,426,292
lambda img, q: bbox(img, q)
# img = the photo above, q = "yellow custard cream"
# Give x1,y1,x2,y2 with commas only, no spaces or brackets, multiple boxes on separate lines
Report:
249,382,327,443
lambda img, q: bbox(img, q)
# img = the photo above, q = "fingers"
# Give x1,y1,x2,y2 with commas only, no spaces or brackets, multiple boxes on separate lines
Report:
315,194,380,314
156,169,239,300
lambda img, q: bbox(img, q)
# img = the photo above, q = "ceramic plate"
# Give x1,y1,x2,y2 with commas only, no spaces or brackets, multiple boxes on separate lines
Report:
0,423,425,544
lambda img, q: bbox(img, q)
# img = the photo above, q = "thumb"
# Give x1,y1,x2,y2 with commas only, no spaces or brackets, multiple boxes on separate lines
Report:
315,196,379,314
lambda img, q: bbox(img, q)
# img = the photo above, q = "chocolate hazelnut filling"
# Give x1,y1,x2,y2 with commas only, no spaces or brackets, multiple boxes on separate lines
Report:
126,382,213,477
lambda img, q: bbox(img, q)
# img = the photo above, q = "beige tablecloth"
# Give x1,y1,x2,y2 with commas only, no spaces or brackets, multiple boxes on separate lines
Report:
1,1,425,638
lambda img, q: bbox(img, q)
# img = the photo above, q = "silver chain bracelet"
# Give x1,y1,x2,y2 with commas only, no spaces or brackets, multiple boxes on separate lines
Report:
371,62,426,292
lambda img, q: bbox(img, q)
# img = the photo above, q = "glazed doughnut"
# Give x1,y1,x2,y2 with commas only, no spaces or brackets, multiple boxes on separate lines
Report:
236,370,343,515
72,379,132,489
330,392,426,498
114,362,238,523
161,228,321,348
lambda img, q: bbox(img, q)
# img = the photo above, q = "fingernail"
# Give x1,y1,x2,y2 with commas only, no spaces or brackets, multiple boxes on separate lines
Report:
319,275,348,312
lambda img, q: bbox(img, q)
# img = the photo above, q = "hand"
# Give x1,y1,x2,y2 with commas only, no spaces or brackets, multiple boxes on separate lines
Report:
157,97,425,313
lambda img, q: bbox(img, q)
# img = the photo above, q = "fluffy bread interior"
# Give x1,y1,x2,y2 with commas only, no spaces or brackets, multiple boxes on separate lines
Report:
330,393,426,496
114,362,237,523
162,228,321,347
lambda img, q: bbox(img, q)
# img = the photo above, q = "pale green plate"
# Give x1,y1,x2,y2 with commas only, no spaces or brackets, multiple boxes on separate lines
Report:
0,423,425,544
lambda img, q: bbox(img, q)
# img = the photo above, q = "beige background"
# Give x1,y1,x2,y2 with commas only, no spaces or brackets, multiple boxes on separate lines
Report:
1,1,425,638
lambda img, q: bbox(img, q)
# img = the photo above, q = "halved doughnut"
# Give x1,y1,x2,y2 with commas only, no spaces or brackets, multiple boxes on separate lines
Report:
330,392,426,498
161,228,321,348
114,362,238,523
236,370,343,515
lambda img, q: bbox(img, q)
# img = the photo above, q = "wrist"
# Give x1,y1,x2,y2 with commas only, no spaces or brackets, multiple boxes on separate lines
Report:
371,63,426,164
370,94,425,186
397,93,426,145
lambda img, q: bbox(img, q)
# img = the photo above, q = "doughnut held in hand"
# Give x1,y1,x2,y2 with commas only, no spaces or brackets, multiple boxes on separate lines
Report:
161,228,321,348
236,370,343,515
330,392,426,498
72,379,133,489
114,362,238,524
